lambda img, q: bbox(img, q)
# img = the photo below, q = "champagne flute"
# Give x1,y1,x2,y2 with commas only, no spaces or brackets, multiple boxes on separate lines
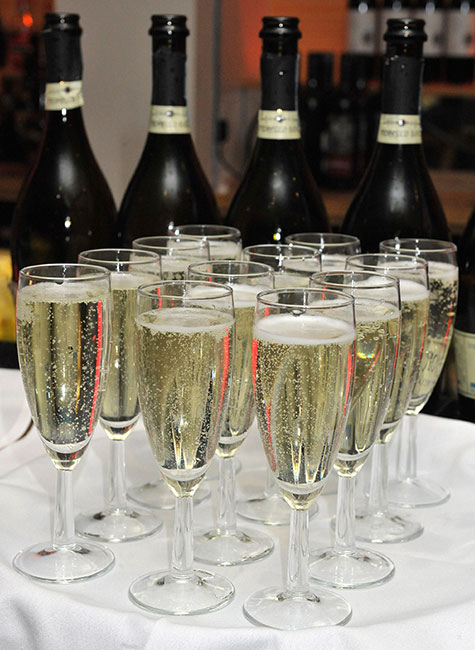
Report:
75,249,163,542
173,224,242,260
133,234,210,279
237,243,322,525
346,253,429,543
379,239,458,507
129,280,235,615
127,234,211,509
309,271,400,588
243,243,321,287
188,261,275,565
14,263,114,582
244,288,355,629
285,232,361,269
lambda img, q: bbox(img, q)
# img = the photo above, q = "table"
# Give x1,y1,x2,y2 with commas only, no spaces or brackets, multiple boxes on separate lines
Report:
1,368,475,649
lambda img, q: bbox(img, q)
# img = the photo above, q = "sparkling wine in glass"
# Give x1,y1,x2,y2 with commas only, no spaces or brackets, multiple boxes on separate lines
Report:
309,270,400,588
173,224,242,260
75,249,163,543
14,263,115,582
379,239,458,507
188,261,275,565
237,243,322,525
285,232,361,270
244,287,355,629
127,235,211,509
346,253,429,543
129,280,235,615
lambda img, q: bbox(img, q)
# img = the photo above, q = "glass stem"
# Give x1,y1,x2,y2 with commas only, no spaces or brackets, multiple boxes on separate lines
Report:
107,439,128,511
367,442,388,517
285,508,310,597
334,474,356,554
263,468,279,498
53,469,75,549
396,414,418,482
171,495,194,581
217,455,237,535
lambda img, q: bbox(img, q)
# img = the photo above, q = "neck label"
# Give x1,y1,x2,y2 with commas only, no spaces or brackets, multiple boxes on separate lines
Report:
377,114,422,144
149,105,191,134
45,81,84,111
257,110,300,140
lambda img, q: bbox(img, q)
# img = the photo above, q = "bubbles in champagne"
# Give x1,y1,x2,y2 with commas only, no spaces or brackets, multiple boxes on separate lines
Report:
17,284,110,470
254,313,355,509
136,307,234,497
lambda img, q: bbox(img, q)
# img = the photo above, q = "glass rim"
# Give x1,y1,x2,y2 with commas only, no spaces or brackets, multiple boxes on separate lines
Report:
78,248,160,265
173,224,242,240
133,235,210,252
346,252,428,271
18,263,111,282
242,243,321,259
379,238,457,254
285,232,361,247
188,260,274,278
137,278,234,301
256,286,355,310
311,269,400,290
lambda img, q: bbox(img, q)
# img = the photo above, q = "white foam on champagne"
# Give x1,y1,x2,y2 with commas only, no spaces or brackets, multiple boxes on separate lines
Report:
399,278,429,302
137,307,233,335
427,260,458,283
255,312,355,346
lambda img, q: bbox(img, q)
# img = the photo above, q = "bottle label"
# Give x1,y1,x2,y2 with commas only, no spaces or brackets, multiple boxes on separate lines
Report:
454,329,475,399
447,8,475,56
377,114,422,145
149,105,191,134
347,7,377,55
257,110,301,140
45,81,84,111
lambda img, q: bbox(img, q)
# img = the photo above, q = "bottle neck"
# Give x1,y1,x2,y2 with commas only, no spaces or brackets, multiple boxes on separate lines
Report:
149,43,190,135
377,54,423,145
258,49,301,140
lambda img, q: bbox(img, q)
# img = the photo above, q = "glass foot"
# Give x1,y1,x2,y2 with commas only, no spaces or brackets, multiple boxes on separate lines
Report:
309,546,395,588
128,479,210,510
129,569,234,615
13,539,115,584
236,492,318,526
388,477,450,508
194,527,274,566
354,510,423,544
243,585,352,630
75,504,163,543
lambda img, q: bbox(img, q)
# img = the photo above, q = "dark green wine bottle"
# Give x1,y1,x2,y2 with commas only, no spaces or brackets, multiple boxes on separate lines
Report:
117,15,219,246
10,13,117,282
342,18,450,253
454,208,475,422
226,16,329,247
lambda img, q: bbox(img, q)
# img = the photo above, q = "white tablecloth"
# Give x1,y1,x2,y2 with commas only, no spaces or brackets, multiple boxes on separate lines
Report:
0,368,474,650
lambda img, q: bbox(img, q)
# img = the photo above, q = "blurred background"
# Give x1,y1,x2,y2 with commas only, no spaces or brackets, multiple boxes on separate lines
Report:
0,0,473,341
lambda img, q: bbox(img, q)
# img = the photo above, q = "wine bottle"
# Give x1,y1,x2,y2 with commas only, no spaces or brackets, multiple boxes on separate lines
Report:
117,15,219,246
446,1,475,84
378,0,412,54
342,18,450,253
319,53,372,190
347,0,378,77
301,52,333,185
454,208,475,422
226,16,329,246
10,13,117,282
411,0,445,82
